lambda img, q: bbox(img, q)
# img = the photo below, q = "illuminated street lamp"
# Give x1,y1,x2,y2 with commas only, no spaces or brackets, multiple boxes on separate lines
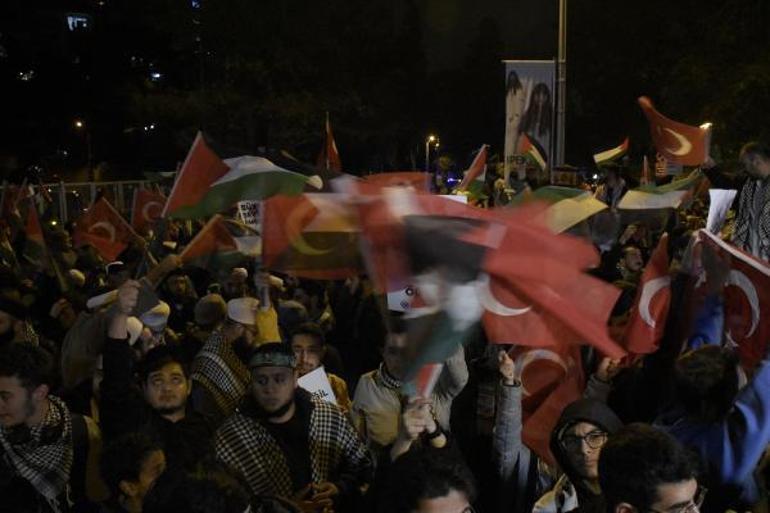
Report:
425,134,439,172
74,119,93,180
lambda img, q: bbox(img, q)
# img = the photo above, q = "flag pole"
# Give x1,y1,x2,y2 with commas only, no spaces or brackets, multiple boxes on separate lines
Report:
556,0,568,166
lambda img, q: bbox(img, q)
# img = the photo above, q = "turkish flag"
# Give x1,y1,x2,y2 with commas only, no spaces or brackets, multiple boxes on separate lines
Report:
131,189,166,234
511,344,585,466
163,132,229,217
74,198,137,262
638,97,711,166
699,230,770,369
623,233,672,354
262,193,362,279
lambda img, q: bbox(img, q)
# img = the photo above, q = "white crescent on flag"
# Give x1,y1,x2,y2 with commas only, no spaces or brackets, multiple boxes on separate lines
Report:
638,276,671,328
663,128,693,156
285,199,332,256
515,349,569,397
726,269,760,339
477,274,531,317
142,201,163,222
89,221,116,242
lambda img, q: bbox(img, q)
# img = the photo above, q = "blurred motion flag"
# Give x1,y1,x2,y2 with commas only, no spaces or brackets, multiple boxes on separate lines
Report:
638,97,711,166
363,172,431,193
74,197,138,262
618,170,704,210
593,137,629,166
180,215,260,270
317,112,342,172
262,193,362,279
512,186,608,233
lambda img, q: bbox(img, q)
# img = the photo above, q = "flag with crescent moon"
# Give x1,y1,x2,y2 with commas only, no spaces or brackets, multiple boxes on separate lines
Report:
699,229,770,369
510,344,585,466
638,97,711,166
74,197,138,262
131,188,166,234
262,193,363,279
623,233,671,354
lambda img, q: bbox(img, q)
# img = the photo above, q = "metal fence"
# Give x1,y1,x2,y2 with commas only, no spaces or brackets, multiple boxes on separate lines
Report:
13,180,159,222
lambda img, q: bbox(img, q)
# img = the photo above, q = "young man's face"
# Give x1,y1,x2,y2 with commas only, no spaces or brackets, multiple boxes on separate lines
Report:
0,376,42,428
291,334,324,376
623,248,644,273
143,362,191,415
166,275,188,299
560,421,608,480
251,366,297,415
647,479,700,513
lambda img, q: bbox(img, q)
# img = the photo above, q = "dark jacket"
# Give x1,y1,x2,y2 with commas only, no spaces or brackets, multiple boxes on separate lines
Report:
100,337,215,471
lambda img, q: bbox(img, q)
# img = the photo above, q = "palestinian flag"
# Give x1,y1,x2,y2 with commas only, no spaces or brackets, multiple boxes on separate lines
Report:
169,154,323,219
262,193,362,279
458,144,489,191
593,137,629,166
180,215,260,270
513,186,609,233
618,170,704,211
519,133,547,171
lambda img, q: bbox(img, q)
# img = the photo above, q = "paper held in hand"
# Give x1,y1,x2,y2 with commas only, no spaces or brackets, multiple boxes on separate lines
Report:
298,366,338,405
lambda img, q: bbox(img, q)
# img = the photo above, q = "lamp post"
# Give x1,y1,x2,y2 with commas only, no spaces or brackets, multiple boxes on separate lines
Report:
425,134,438,172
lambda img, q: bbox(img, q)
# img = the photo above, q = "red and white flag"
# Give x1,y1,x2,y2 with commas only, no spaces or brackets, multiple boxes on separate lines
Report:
74,198,138,261
699,229,770,369
317,113,342,172
638,97,711,166
623,233,671,354
131,188,166,234
363,172,431,193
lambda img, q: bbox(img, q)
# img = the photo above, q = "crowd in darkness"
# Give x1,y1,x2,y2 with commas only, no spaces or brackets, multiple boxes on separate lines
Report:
3,142,770,513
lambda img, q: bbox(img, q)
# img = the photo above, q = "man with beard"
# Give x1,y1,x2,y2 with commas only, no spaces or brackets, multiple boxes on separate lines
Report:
0,342,79,512
160,269,197,334
100,280,214,472
214,343,372,512
191,297,261,423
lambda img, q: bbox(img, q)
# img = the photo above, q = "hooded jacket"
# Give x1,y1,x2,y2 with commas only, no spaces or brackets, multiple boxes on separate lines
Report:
534,399,622,513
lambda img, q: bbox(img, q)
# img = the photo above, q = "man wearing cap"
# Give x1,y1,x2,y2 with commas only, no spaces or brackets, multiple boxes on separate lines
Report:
191,297,261,422
214,343,372,511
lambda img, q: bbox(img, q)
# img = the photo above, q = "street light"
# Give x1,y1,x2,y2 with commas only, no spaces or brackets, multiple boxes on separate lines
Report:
74,119,93,180
425,134,439,172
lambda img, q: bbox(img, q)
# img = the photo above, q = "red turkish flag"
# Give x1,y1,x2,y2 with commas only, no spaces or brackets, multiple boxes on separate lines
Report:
74,198,137,261
699,230,770,369
131,189,166,234
623,233,672,354
163,132,229,217
510,344,585,466
638,97,711,166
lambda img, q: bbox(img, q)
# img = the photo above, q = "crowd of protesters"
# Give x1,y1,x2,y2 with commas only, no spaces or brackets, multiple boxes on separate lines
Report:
2,141,770,513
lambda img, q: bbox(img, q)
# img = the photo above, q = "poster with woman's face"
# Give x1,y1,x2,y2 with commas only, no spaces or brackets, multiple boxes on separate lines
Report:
503,61,556,180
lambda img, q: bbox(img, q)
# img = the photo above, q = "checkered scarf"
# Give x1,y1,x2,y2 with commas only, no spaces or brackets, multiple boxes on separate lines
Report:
377,363,402,390
733,177,770,261
192,330,251,416
0,395,73,511
215,393,372,498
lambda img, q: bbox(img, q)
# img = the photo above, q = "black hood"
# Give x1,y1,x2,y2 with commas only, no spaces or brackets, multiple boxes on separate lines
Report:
549,398,623,484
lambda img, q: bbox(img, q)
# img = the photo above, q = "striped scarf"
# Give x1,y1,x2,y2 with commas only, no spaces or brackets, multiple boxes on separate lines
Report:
192,330,251,417
733,177,770,261
0,395,73,512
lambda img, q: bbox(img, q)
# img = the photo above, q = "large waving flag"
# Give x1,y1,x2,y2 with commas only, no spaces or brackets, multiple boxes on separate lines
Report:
623,233,671,354
131,188,166,234
363,172,431,193
519,133,547,171
618,169,703,210
74,198,138,261
593,137,629,166
458,144,489,191
162,132,230,217
638,97,711,166
512,186,608,233
317,113,342,172
262,193,362,279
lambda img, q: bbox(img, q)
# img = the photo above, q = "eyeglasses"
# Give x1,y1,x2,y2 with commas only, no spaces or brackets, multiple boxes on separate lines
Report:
648,485,707,513
560,430,608,452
